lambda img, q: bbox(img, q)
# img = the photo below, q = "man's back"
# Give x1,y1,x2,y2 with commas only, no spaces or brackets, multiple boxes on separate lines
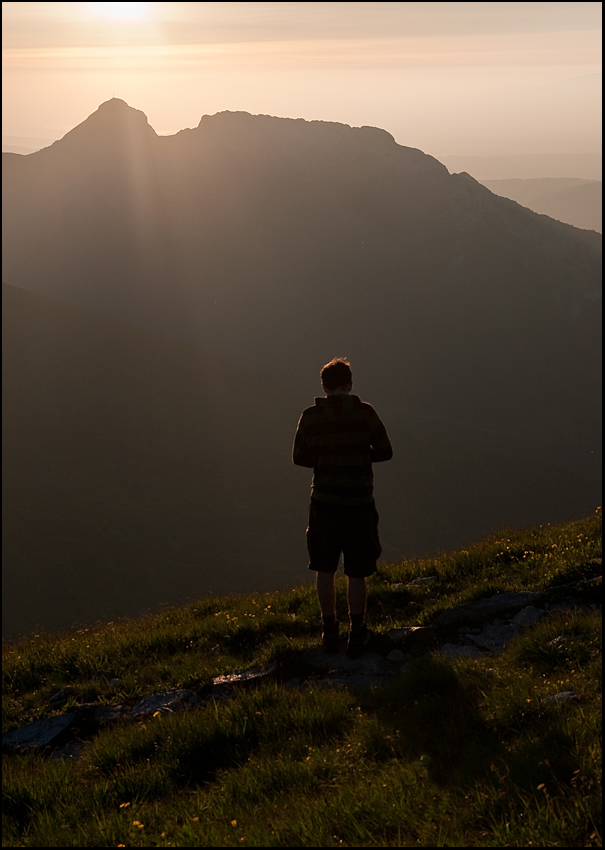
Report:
293,393,392,506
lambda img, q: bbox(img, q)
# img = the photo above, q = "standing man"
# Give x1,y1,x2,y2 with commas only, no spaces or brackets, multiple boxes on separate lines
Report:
293,358,393,658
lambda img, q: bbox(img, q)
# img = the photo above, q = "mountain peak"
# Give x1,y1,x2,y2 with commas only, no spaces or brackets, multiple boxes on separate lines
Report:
56,98,157,150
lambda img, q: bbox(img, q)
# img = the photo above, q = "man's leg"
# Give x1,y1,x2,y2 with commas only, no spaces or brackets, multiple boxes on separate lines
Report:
316,571,339,652
347,575,367,619
347,576,367,636
346,576,370,658
316,571,336,617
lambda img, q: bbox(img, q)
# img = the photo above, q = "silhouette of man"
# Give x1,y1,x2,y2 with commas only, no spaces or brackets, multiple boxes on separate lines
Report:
293,358,393,657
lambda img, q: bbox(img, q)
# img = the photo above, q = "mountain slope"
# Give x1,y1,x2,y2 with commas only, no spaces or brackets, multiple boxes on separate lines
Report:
480,178,602,232
2,282,306,638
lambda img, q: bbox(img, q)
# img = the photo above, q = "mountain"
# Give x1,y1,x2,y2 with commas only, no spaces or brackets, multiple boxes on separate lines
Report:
2,99,602,637
479,178,602,233
2,282,306,638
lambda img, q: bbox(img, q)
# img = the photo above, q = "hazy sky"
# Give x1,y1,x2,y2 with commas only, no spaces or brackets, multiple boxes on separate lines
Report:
2,1,602,163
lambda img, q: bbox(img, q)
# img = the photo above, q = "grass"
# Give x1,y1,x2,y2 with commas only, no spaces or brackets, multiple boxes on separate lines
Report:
2,507,602,846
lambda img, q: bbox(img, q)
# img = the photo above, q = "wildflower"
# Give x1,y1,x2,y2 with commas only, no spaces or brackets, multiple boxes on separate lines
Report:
119,802,131,808
132,820,144,828
231,820,238,827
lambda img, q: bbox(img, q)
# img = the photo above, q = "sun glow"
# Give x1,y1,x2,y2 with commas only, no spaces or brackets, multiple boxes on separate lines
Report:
87,3,150,21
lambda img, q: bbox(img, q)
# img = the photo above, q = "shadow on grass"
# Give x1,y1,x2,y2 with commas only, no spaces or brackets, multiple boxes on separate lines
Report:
359,654,503,787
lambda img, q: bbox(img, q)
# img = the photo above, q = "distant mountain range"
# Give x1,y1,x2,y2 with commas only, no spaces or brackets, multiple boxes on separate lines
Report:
479,178,601,233
2,99,601,638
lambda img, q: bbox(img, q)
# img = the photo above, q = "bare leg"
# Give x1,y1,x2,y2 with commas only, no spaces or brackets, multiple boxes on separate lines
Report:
316,571,336,618
347,576,367,618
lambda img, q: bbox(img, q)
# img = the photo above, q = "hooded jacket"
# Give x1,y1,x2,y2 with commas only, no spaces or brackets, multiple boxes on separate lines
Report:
292,394,392,506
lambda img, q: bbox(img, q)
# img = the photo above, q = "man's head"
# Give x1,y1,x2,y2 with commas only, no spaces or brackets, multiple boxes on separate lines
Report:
321,357,352,395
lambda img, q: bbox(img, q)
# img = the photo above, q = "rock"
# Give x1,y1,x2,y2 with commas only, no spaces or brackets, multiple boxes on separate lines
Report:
439,643,483,660
543,691,580,704
407,576,438,586
387,649,406,662
434,592,545,630
93,705,124,724
3,713,76,752
212,662,279,689
52,738,86,761
109,678,121,687
511,606,545,629
94,670,114,681
47,686,75,705
465,623,515,652
130,689,194,717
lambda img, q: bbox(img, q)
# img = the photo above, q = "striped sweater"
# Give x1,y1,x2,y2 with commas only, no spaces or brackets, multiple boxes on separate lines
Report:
292,394,393,506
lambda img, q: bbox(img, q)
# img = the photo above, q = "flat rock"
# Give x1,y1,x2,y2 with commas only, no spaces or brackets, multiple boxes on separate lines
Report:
212,662,279,689
131,690,194,717
406,576,438,586
434,592,545,630
3,712,76,752
465,623,515,652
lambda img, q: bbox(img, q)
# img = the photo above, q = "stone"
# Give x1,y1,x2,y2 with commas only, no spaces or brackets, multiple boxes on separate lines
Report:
543,691,580,704
212,662,279,689
3,712,76,752
434,592,545,630
465,623,515,652
93,705,125,724
406,576,438,586
387,649,406,662
511,606,545,629
94,670,114,681
47,686,75,705
130,690,194,717
52,738,86,761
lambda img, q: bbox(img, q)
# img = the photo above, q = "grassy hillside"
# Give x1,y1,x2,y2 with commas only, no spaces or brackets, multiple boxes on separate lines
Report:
2,509,602,847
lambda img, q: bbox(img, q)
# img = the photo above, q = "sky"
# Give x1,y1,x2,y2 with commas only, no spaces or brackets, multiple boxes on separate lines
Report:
2,2,602,175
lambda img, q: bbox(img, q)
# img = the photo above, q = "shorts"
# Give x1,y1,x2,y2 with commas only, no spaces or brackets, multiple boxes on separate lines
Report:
306,499,382,578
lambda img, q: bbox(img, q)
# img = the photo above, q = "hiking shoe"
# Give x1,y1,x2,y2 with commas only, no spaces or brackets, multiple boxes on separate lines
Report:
346,624,372,659
322,621,340,654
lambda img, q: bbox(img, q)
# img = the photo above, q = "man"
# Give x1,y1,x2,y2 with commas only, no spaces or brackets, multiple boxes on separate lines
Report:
292,358,393,658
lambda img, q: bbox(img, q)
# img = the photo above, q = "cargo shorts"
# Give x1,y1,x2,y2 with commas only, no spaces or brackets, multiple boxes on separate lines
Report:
306,498,382,578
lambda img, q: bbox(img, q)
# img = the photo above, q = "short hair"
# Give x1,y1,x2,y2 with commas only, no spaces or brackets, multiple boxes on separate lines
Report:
321,357,352,390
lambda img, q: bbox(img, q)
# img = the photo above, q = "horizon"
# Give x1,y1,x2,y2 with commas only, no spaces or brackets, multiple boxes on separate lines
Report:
2,2,602,177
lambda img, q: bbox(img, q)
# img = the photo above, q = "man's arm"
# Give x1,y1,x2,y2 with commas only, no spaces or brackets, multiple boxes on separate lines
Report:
369,410,393,462
292,414,314,467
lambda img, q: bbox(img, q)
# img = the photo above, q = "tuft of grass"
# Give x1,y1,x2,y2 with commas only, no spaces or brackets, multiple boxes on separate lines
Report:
2,508,602,846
